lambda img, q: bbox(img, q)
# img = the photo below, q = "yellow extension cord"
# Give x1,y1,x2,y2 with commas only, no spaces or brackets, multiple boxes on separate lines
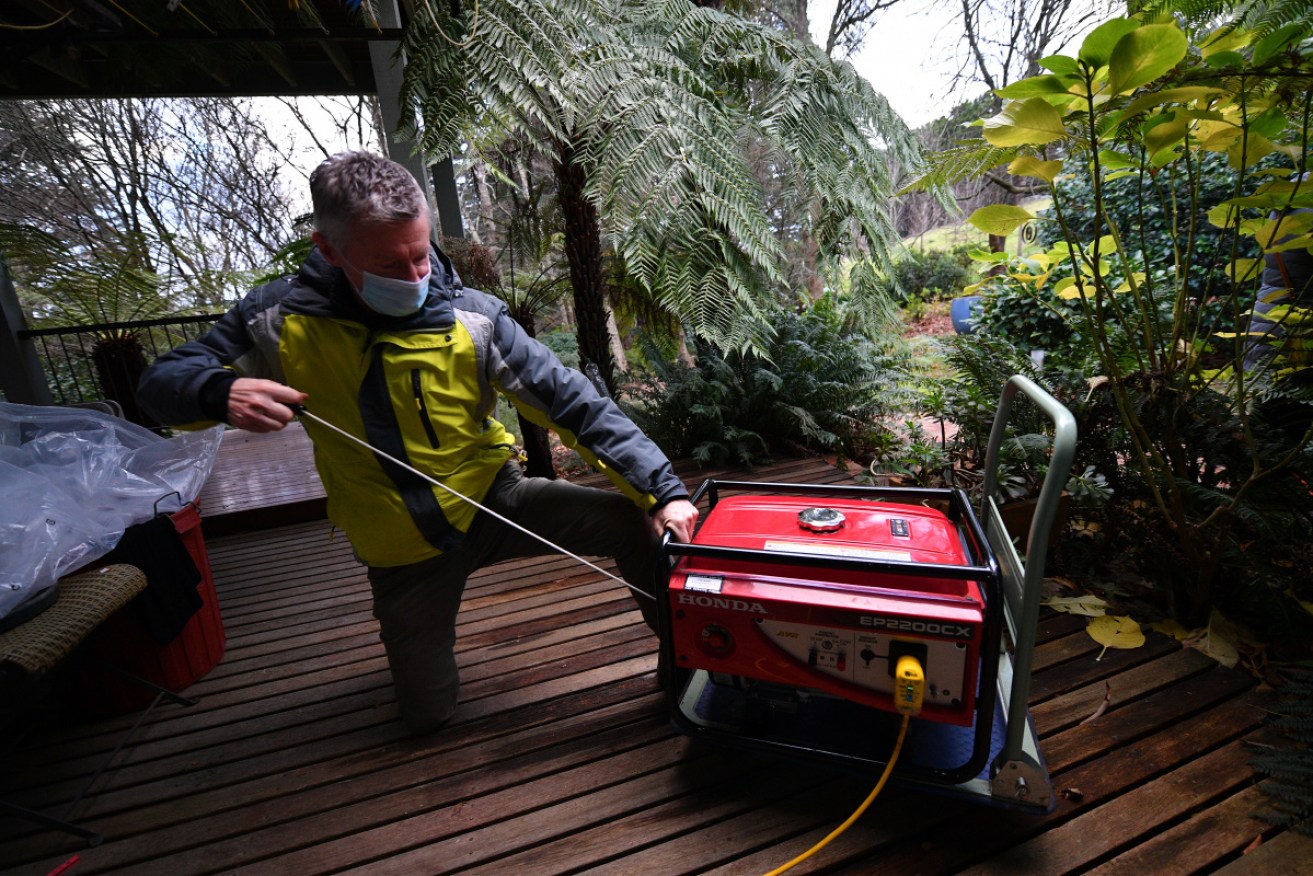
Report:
762,655,925,876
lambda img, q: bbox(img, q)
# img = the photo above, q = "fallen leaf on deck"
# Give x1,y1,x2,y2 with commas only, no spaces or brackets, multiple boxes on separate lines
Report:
1087,615,1145,660
1044,594,1110,617
1150,618,1190,641
1182,609,1241,668
1242,834,1263,854
1060,787,1084,802
1079,681,1112,724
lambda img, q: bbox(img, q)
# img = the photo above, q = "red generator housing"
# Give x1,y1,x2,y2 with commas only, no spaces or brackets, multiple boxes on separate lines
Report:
668,494,987,725
668,493,988,725
658,481,1006,788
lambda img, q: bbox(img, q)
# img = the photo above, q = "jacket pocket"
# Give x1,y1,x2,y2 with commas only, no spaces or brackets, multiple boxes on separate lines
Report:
411,368,442,449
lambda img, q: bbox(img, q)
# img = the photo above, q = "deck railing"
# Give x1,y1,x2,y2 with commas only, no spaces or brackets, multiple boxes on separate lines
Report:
18,314,223,417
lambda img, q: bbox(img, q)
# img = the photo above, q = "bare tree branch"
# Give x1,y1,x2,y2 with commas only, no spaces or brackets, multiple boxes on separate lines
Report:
825,0,904,58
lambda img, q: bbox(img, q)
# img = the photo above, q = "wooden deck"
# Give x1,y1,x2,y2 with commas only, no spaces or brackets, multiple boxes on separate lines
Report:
195,423,325,536
0,435,1304,875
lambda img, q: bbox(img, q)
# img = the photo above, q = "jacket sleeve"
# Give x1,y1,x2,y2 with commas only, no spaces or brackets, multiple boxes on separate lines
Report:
137,283,285,426
480,301,687,509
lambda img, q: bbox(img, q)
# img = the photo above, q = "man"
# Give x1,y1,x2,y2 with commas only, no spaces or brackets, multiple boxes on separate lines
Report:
138,150,698,734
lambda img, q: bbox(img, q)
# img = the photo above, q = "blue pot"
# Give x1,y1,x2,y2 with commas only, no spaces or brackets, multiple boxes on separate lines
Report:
951,295,983,334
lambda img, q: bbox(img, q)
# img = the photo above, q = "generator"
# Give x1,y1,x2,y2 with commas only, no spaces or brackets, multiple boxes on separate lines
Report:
656,375,1076,811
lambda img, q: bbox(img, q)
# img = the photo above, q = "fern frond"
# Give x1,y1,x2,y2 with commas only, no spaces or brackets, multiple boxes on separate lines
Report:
902,140,1029,194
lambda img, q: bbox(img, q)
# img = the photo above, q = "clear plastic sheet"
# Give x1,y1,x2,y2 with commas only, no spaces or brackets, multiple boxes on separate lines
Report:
0,402,223,622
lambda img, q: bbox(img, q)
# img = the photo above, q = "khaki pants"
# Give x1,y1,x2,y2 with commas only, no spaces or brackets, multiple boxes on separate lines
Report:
366,462,659,733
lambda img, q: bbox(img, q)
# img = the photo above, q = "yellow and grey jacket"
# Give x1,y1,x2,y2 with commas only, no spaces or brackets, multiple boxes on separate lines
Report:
138,247,686,567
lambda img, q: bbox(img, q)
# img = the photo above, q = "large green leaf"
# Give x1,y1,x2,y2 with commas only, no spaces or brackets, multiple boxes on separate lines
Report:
1079,18,1140,68
1097,148,1139,170
1038,54,1080,75
1108,25,1188,95
982,98,1068,147
1143,113,1188,156
1008,155,1063,183
995,75,1075,100
1252,23,1307,66
1200,25,1250,59
1122,86,1224,119
968,204,1036,237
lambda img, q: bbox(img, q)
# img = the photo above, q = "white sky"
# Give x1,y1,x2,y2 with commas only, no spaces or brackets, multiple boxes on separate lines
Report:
807,0,968,129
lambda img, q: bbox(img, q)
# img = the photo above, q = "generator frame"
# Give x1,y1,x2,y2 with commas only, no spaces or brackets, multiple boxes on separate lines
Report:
656,375,1077,811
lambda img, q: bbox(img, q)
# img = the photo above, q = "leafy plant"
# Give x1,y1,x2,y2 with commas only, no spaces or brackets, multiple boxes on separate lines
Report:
1249,663,1313,836
892,245,978,303
0,222,182,422
865,418,950,487
1035,149,1276,299
911,10,1313,639
902,291,928,322
622,295,907,467
967,256,1084,353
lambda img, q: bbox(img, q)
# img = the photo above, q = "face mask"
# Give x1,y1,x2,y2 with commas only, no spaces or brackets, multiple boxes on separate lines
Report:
338,253,431,317
357,269,430,317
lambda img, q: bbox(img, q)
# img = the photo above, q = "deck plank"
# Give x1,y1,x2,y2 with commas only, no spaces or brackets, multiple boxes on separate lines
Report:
1085,784,1275,876
1211,828,1313,875
0,444,1293,875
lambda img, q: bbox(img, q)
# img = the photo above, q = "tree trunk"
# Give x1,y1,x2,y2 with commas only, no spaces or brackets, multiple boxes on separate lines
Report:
606,306,629,374
471,159,494,246
553,138,615,395
987,233,1008,277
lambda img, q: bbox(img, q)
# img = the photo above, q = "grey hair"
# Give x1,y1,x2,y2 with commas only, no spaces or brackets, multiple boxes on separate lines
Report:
310,151,429,246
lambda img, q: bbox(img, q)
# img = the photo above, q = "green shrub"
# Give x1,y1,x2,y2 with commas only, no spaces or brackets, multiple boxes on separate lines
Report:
538,327,579,370
892,246,977,303
622,295,908,467
971,267,1083,353
1035,151,1269,300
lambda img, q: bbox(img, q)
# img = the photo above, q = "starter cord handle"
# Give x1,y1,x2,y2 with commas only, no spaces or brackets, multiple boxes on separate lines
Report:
288,404,656,602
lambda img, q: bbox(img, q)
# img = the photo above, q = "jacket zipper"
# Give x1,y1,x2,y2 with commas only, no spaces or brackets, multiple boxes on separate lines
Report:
412,369,441,448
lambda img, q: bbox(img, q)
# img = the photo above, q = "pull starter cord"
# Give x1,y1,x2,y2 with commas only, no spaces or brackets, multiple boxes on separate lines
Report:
289,404,655,602
762,655,925,876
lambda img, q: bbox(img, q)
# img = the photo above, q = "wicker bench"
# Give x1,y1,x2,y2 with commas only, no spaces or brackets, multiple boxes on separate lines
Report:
0,566,146,679
0,564,192,846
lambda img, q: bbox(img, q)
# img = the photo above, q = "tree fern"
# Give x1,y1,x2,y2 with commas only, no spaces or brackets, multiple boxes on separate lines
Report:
398,0,922,352
1136,0,1313,40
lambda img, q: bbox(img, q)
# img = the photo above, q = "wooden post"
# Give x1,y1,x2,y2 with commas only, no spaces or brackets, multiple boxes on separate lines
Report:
0,259,53,405
369,0,463,240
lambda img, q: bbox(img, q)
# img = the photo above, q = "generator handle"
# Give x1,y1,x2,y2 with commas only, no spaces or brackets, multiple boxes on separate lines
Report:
981,375,1077,592
982,374,1077,779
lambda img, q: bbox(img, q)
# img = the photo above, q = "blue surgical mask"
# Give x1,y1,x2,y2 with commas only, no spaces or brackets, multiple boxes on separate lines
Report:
357,269,430,317
339,253,431,317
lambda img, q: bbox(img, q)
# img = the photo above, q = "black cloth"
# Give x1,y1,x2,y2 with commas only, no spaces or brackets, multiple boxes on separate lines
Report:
102,515,202,645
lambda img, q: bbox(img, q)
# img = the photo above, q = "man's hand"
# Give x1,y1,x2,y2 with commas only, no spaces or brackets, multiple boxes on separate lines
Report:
652,499,699,544
227,378,308,432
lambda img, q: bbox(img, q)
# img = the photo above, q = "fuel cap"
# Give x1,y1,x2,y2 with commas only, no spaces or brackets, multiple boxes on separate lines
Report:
798,506,845,532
